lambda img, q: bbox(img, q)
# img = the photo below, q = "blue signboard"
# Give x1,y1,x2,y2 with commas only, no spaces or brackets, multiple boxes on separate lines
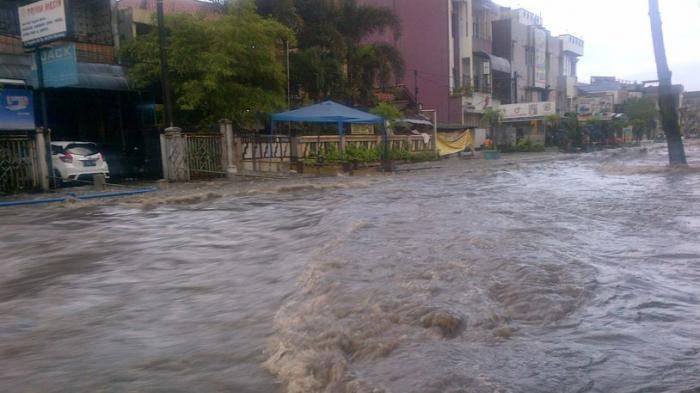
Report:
0,89,36,131
31,43,79,88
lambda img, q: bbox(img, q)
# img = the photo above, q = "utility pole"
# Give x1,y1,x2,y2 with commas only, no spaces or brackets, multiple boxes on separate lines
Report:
649,0,687,165
414,69,419,108
157,0,174,127
33,49,49,131
33,47,52,190
286,39,291,110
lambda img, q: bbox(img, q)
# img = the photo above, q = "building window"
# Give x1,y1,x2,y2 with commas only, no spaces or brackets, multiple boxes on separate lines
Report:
0,4,20,36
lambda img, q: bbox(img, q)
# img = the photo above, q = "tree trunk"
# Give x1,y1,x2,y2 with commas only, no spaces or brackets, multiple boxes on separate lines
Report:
649,0,687,165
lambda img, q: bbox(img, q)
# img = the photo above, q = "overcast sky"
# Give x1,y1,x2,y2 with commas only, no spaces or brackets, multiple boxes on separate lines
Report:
496,0,700,91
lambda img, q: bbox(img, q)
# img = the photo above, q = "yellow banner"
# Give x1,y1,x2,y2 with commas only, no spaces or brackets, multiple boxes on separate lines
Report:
437,130,472,156
351,124,373,135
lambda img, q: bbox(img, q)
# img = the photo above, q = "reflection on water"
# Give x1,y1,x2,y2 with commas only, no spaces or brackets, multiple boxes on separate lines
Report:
1,144,700,393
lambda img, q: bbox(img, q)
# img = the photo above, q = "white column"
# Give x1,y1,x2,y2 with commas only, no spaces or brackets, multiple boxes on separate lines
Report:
220,119,237,178
34,127,50,191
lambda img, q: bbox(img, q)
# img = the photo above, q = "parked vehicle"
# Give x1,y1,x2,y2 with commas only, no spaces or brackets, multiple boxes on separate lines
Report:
51,142,110,185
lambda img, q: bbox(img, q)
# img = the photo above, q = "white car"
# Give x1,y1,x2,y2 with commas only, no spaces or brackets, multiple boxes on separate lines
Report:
51,141,110,184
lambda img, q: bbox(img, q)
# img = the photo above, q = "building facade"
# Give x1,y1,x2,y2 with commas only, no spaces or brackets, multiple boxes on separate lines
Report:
0,0,215,180
362,0,583,141
576,76,643,121
680,91,700,136
0,0,133,143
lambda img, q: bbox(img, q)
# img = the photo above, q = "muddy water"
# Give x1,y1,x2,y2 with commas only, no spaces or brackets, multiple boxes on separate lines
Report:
2,144,700,393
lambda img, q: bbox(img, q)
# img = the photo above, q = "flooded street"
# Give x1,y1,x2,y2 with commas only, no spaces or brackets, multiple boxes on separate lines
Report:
2,145,700,393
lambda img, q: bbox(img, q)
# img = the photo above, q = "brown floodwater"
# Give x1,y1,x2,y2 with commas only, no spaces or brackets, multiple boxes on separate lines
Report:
1,143,699,393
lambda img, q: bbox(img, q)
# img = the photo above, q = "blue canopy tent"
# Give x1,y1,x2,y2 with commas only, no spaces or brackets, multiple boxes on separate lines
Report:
270,101,389,167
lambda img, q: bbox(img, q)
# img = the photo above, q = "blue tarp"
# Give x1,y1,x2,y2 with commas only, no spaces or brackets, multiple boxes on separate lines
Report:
271,101,389,166
271,101,383,124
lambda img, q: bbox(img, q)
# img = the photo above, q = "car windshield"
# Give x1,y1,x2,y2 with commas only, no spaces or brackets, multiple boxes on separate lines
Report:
65,144,99,156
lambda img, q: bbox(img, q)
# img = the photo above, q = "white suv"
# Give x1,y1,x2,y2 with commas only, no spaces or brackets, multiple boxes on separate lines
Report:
51,142,110,185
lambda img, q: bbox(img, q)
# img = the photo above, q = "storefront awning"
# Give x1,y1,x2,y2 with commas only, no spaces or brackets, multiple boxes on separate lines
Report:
76,63,129,91
0,54,129,91
0,54,32,84
489,54,511,73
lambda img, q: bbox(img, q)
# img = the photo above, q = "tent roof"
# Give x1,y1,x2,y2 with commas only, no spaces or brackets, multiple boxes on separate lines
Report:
271,101,383,124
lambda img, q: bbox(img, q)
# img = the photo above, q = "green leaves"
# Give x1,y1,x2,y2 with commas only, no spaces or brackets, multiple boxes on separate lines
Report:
257,0,403,106
121,2,293,128
370,102,402,123
623,97,658,139
481,107,503,128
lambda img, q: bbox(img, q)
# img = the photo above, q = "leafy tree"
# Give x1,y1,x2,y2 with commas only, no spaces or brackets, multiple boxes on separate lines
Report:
289,47,347,102
370,102,402,129
256,0,403,106
255,0,302,32
336,0,402,105
352,43,404,105
561,113,582,149
544,114,560,131
480,107,503,147
544,114,563,147
481,107,502,133
623,97,658,140
122,1,293,128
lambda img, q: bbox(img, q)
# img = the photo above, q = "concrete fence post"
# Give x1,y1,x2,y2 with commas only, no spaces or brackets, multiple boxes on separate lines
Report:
34,127,50,191
219,119,229,175
164,127,189,182
289,136,299,162
159,132,168,180
233,136,242,172
220,119,237,178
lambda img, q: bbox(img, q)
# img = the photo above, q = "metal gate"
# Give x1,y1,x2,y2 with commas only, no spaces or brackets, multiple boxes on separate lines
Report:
185,133,225,178
0,137,39,194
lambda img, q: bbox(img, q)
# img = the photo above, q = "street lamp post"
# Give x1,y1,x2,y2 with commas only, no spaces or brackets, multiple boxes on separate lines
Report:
156,0,174,127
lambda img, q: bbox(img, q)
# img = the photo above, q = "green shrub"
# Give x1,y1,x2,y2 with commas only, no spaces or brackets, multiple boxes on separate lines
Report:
304,143,435,164
345,144,380,162
499,139,546,153
409,151,436,162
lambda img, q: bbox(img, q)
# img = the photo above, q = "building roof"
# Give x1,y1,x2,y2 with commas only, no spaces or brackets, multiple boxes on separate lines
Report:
577,80,622,94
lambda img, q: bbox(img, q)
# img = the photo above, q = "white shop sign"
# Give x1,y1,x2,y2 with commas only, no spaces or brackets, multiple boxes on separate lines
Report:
500,101,556,120
19,0,68,47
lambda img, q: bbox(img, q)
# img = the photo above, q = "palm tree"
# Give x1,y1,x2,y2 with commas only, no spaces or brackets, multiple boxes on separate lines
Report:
257,0,403,105
352,43,405,105
335,0,401,104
